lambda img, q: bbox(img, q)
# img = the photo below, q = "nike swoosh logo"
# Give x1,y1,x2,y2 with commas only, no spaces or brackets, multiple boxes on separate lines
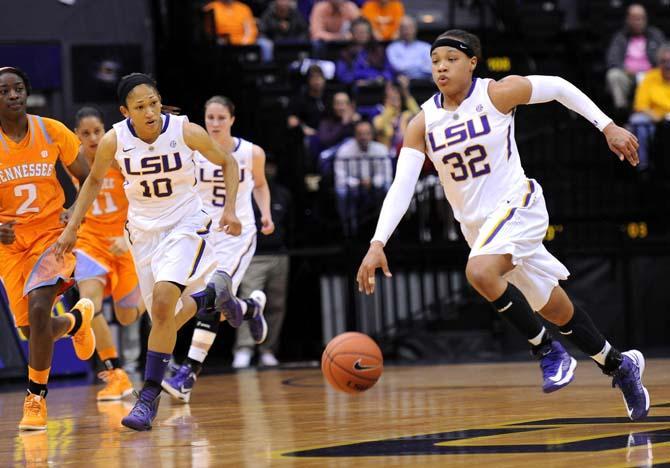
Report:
353,359,378,371
548,364,564,382
162,359,170,363
497,301,513,312
559,330,573,335
180,385,192,394
123,147,136,152
458,43,467,49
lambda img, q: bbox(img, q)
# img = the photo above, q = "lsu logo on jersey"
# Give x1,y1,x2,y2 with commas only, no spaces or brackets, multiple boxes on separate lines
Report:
123,152,183,175
199,165,246,207
427,115,492,182
427,114,491,152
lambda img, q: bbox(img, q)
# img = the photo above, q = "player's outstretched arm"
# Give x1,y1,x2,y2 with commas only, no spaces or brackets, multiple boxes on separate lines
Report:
183,121,242,236
54,129,117,257
488,75,639,166
356,111,426,295
250,144,274,235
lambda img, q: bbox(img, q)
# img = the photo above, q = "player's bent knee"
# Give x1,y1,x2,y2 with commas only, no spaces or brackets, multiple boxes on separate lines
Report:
114,307,138,326
465,260,496,292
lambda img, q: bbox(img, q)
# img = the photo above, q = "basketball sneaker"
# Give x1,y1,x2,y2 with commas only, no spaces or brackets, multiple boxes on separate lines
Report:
161,363,197,403
247,290,268,344
121,389,161,431
210,271,243,328
70,298,96,360
611,350,650,421
97,368,134,401
19,392,48,431
533,340,577,393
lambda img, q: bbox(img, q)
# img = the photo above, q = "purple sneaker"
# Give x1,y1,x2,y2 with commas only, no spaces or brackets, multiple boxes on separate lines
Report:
210,271,243,328
534,340,577,393
247,290,268,344
121,389,161,431
611,350,650,421
161,363,196,404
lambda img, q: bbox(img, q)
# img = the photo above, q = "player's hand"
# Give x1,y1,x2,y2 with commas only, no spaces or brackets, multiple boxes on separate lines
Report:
260,216,275,235
0,220,16,244
603,123,639,167
219,209,242,236
356,241,392,295
108,236,129,256
53,226,77,260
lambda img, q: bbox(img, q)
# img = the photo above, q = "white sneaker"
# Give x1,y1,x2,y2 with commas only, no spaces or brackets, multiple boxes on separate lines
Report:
260,352,279,367
232,348,253,369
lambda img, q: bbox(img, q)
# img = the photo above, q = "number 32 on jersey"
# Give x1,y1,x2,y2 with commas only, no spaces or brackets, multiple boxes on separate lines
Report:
428,114,492,181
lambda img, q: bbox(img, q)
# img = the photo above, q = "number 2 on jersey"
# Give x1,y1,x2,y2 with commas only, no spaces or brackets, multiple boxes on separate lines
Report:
14,183,40,215
442,144,491,182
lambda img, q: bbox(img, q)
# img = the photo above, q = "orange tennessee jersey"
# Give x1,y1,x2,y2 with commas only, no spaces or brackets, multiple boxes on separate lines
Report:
79,165,128,237
0,115,79,228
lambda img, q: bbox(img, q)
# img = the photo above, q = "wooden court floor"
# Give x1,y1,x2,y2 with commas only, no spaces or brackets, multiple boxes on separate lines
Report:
2,358,669,467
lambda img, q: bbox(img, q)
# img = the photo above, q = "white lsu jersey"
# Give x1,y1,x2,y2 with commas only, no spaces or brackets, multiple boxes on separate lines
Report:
422,77,527,228
113,114,202,231
194,137,255,227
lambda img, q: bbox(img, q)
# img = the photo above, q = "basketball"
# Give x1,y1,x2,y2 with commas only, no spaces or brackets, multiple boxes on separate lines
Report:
321,332,383,394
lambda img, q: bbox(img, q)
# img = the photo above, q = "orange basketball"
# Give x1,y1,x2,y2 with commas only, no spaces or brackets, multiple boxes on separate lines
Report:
321,332,383,394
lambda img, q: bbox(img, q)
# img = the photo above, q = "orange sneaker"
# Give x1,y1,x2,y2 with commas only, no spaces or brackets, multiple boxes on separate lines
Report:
70,298,96,360
19,393,47,431
97,368,134,401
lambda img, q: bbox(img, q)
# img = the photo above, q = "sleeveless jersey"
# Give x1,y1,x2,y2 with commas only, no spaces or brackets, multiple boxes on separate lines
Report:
79,165,128,237
195,137,255,227
0,115,79,228
421,78,527,227
113,114,202,231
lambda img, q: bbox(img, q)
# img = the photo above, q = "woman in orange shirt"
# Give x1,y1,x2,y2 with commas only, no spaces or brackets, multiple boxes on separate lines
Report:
0,67,95,431
72,107,146,402
361,0,405,41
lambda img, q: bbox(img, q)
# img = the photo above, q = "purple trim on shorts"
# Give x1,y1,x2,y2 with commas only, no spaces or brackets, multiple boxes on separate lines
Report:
197,217,213,236
522,180,536,207
188,239,207,278
481,208,517,248
74,250,109,282
229,235,256,281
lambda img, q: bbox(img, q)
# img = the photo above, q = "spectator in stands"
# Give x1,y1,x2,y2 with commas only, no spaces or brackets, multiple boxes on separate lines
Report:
318,91,361,151
258,0,309,61
628,44,670,171
334,120,392,235
386,16,432,80
361,0,405,41
203,0,258,45
606,3,665,112
287,64,327,136
309,0,360,42
373,75,419,150
336,18,374,84
233,162,292,369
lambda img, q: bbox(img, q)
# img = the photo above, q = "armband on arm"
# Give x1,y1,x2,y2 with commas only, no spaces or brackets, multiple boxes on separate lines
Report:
526,75,613,131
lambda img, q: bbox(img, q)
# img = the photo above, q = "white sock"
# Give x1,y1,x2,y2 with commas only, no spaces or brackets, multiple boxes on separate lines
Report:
187,328,216,364
238,298,248,316
590,341,612,366
528,327,546,346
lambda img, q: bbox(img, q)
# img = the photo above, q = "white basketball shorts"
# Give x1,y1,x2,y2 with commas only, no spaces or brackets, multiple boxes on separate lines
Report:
125,210,217,315
463,179,570,311
207,223,257,295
